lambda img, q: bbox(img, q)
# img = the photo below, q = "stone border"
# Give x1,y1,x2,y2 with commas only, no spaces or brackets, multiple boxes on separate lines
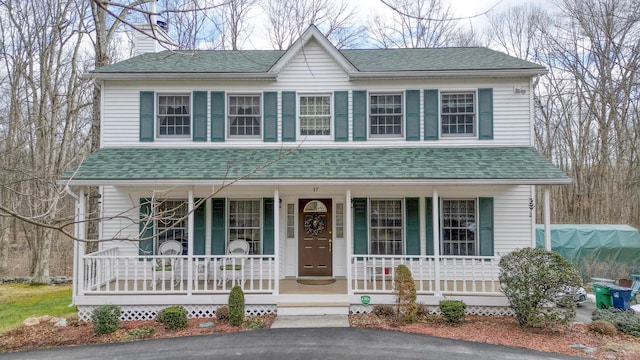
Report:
0,276,73,285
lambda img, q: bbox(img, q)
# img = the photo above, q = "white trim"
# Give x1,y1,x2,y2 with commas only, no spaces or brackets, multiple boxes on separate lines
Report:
273,189,280,294
187,190,194,294
432,188,441,296
346,189,353,295
269,25,358,76
62,178,573,187
544,187,551,250
349,69,548,79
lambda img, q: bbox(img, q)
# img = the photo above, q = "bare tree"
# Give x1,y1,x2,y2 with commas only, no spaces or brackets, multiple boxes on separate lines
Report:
370,0,461,48
0,0,92,283
262,0,365,50
487,1,640,229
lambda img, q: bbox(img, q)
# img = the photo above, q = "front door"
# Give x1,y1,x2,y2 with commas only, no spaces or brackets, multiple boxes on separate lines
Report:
298,199,332,277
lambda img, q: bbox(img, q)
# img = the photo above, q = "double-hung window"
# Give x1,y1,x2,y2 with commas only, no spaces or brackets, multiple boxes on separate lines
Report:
441,199,476,255
228,95,261,137
158,94,190,137
369,199,403,255
441,92,475,136
370,94,402,137
299,95,331,136
155,200,188,254
228,199,262,254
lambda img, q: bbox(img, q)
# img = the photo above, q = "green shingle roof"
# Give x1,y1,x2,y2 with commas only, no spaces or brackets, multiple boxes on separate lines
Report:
62,147,570,184
94,48,545,74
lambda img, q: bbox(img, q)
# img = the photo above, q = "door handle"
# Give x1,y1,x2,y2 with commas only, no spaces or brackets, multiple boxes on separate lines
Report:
329,238,332,253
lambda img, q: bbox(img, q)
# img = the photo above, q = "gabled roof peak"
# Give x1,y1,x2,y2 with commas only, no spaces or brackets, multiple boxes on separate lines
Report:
268,25,358,75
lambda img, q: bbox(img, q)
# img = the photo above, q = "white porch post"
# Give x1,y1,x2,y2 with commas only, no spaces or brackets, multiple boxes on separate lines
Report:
77,188,87,296
432,188,441,296
187,189,194,294
346,189,353,295
274,188,280,295
544,187,551,251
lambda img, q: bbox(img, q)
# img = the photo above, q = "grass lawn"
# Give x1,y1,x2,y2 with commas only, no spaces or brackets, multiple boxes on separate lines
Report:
0,284,76,333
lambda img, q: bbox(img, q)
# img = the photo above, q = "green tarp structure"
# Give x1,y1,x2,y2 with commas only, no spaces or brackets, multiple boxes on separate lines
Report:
535,224,640,270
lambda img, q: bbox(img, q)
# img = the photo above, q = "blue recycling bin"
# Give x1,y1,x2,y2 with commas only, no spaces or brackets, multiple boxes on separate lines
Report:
609,286,632,310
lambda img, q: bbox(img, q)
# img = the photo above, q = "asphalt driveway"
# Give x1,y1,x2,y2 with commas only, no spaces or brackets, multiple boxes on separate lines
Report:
0,327,585,360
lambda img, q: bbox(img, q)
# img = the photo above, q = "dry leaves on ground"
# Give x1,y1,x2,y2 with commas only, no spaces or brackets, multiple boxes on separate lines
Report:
2,313,640,359
349,313,640,360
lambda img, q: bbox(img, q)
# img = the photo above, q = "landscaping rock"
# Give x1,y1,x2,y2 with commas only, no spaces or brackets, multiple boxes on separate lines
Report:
39,315,53,322
198,322,215,328
54,318,68,327
23,317,40,326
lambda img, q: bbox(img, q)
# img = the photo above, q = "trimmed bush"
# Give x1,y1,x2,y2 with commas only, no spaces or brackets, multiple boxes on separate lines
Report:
158,305,188,330
228,286,245,326
91,305,121,335
372,304,395,318
394,264,417,323
439,300,466,324
589,320,617,336
499,247,582,329
592,308,640,337
216,305,229,321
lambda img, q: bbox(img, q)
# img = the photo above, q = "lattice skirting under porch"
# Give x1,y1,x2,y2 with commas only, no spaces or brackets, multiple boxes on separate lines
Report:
77,304,277,322
350,304,515,317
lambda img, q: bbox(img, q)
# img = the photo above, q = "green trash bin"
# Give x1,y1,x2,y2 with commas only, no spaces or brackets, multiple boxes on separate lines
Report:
593,283,613,309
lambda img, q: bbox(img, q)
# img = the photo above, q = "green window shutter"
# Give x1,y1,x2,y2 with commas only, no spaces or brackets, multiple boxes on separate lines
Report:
405,198,420,255
352,90,367,141
478,197,494,256
334,91,348,141
211,198,226,255
139,91,155,142
193,199,206,255
405,90,420,141
353,198,368,254
263,92,278,142
282,91,296,142
478,88,493,140
210,91,225,142
425,197,434,256
139,198,154,255
424,89,438,140
262,198,275,255
192,91,207,142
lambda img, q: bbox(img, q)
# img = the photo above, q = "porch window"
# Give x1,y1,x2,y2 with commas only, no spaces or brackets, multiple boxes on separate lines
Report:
370,93,402,137
157,94,190,137
369,199,403,255
441,92,475,136
441,199,476,255
155,200,188,254
228,94,261,137
286,203,295,238
299,95,331,136
335,203,344,238
228,199,261,254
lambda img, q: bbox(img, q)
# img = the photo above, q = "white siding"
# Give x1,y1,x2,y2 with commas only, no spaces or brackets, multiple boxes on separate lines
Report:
99,184,532,266
101,40,534,148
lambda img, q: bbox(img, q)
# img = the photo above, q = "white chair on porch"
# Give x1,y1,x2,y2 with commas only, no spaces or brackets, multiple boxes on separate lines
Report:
154,240,183,286
218,239,250,287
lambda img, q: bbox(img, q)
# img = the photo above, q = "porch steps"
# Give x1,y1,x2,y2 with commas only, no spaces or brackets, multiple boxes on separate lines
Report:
277,302,350,316
271,314,349,328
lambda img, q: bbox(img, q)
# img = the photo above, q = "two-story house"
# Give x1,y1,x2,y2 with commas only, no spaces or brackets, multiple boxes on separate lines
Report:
63,25,570,321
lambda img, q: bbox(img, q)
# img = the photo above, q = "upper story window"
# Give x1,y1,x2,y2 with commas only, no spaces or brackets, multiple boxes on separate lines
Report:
300,95,331,136
158,94,190,137
441,92,475,136
370,199,403,255
228,94,261,137
370,94,402,137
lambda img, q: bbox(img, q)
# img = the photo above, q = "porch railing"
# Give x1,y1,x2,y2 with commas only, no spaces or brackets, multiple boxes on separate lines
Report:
81,251,276,295
350,255,501,295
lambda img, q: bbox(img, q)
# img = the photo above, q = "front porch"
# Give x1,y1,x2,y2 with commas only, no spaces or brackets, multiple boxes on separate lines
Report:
74,249,509,320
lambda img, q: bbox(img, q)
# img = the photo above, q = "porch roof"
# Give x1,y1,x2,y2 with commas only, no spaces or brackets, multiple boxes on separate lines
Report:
61,147,571,186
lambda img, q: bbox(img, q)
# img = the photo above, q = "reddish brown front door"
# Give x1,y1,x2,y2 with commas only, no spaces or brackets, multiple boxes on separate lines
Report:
298,199,332,277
